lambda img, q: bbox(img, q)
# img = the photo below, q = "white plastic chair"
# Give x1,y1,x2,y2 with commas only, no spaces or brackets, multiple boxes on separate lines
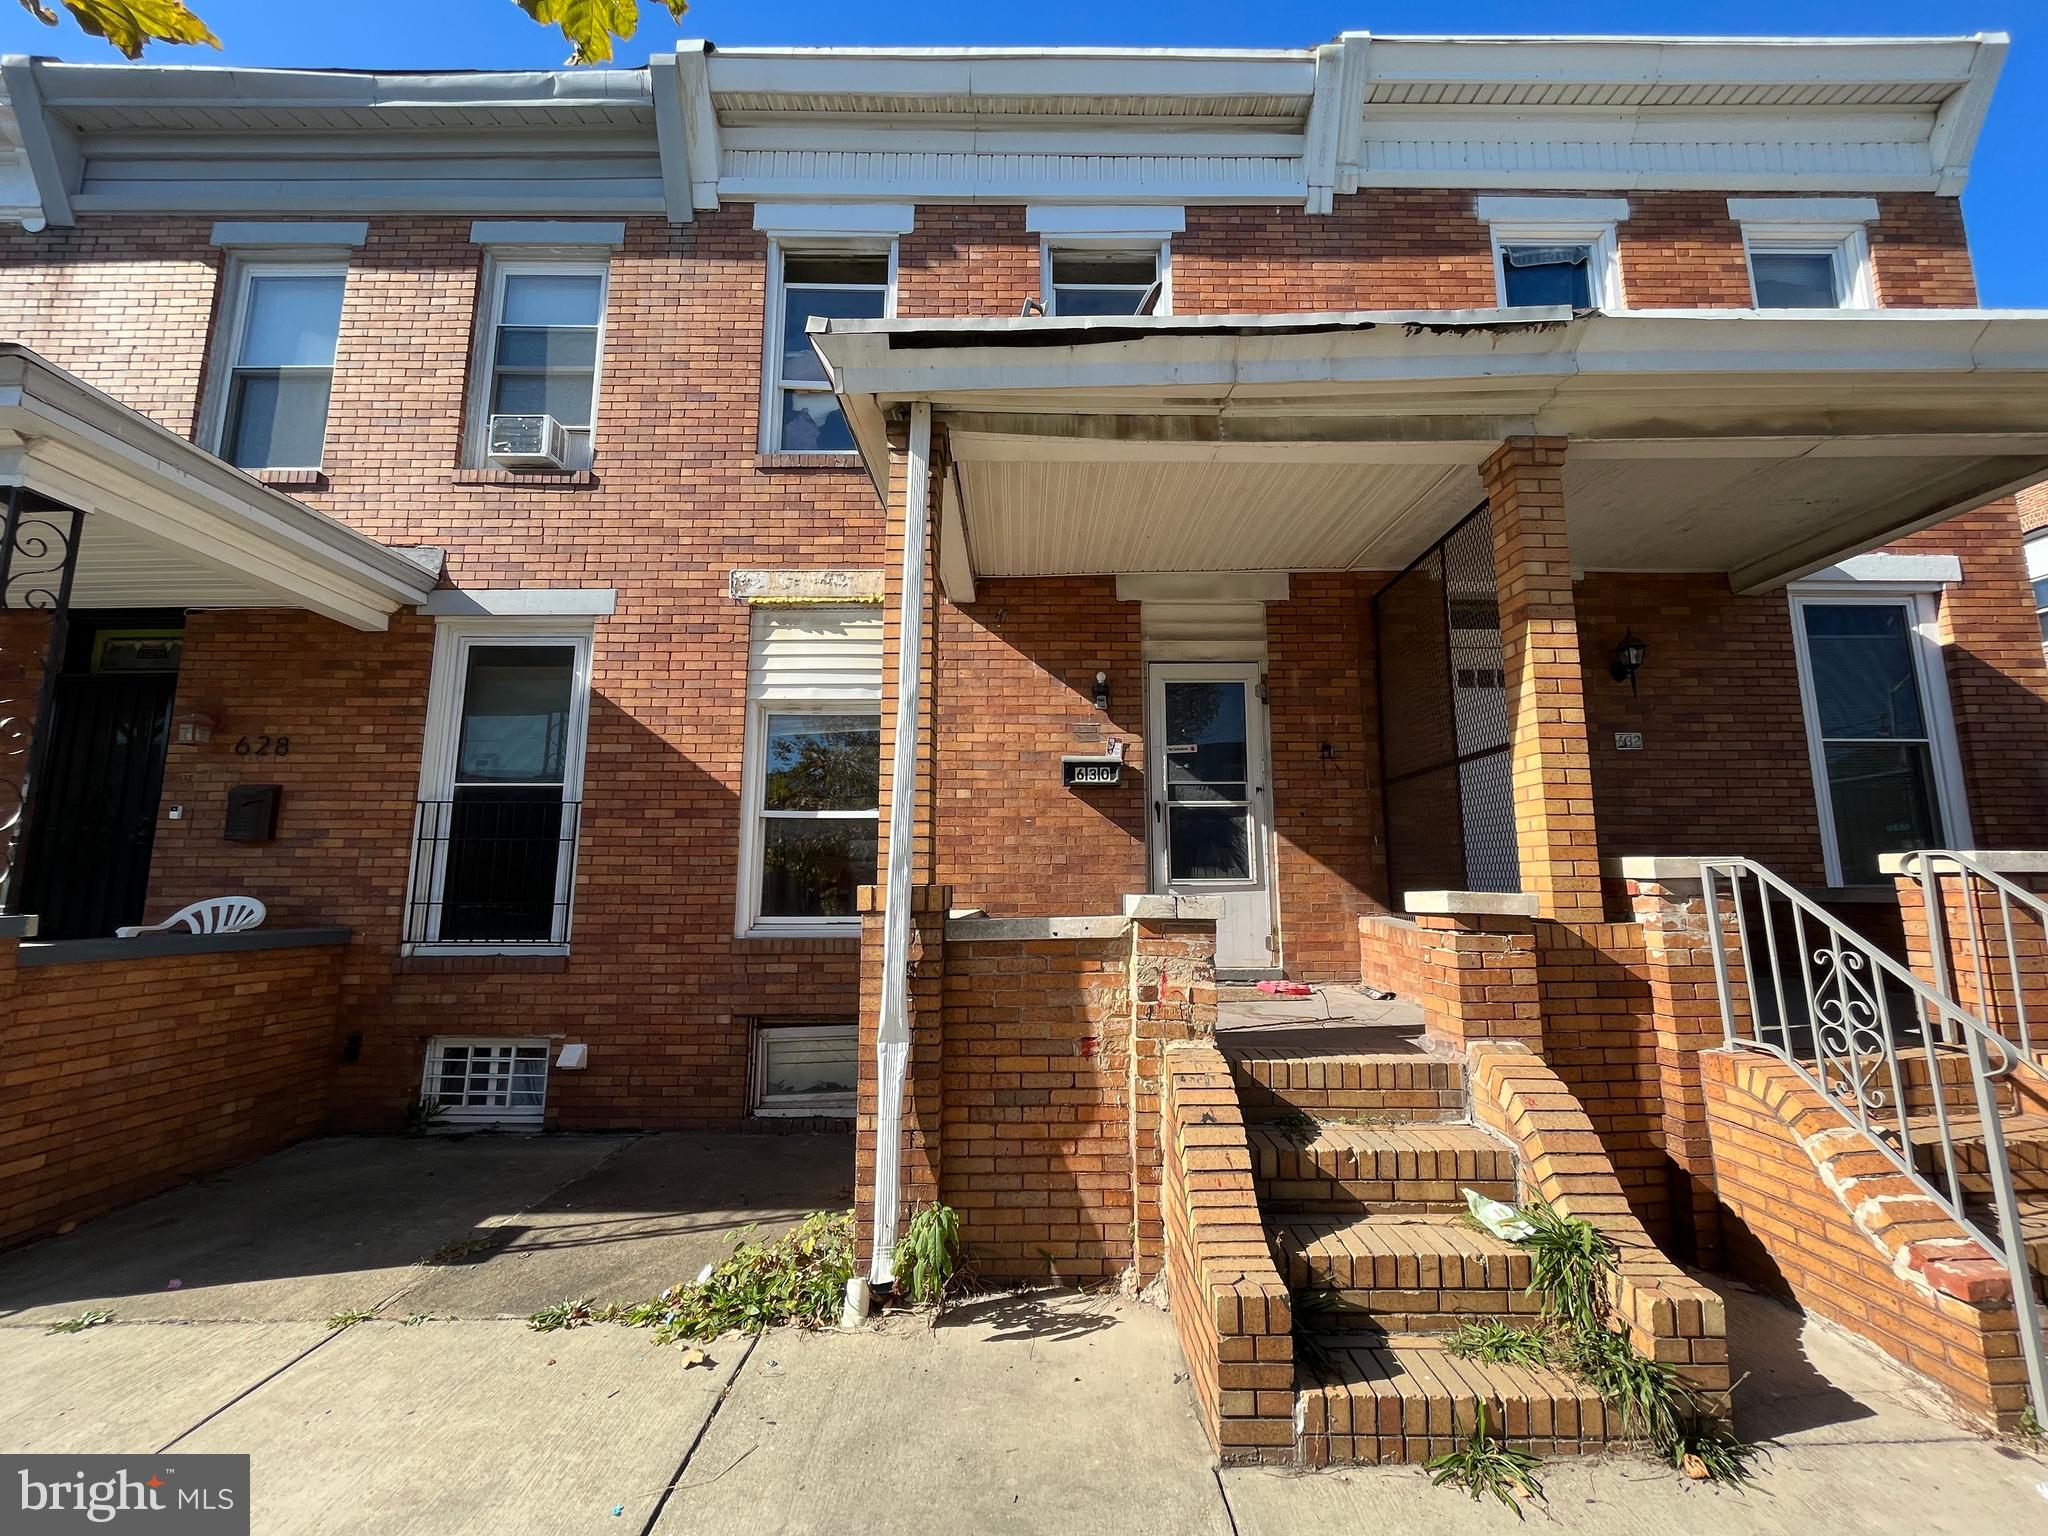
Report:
115,896,267,939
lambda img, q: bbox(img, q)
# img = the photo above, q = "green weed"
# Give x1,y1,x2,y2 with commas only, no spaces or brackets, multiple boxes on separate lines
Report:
892,1202,962,1309
1426,1404,1544,1517
45,1309,113,1335
527,1298,599,1333
1444,1319,1552,1369
326,1308,377,1330
616,1210,854,1345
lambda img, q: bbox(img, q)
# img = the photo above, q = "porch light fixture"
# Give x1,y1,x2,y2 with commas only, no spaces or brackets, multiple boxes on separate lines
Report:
172,709,216,746
1609,630,1648,694
1093,671,1110,711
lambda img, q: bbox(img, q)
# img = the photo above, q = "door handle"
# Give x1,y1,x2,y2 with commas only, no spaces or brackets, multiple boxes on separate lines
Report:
1153,800,1163,824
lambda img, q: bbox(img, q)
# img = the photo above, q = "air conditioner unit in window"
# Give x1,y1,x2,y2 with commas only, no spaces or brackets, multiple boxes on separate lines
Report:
487,413,570,470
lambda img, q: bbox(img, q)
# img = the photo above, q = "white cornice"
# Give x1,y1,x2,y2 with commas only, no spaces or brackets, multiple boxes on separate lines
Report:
0,33,2011,224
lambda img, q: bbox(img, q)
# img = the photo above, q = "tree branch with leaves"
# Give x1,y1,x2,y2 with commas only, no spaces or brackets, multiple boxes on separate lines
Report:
17,0,689,64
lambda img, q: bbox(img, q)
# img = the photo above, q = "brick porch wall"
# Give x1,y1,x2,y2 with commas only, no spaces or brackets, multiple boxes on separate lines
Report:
0,934,346,1250
1702,1048,2028,1431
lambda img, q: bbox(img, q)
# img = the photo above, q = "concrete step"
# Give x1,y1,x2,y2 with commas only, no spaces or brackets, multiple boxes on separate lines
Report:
1225,1048,1465,1124
1273,1212,1538,1332
1249,1122,1516,1215
1296,1331,1613,1467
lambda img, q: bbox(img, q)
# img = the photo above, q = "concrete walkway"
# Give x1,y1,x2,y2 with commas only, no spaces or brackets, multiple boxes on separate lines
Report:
3,1135,2044,1533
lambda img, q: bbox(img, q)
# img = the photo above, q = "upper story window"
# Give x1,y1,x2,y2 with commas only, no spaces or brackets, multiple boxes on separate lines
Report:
469,260,608,470
1730,198,1877,310
2028,532,2048,655
210,263,347,471
1477,198,1629,312
1046,245,1166,316
765,245,893,454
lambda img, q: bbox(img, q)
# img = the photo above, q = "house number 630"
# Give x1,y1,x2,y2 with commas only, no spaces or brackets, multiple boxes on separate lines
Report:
234,735,291,757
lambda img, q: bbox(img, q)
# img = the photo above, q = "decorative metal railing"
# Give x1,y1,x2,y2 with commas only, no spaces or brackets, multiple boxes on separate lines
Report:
0,484,85,914
404,793,582,947
1701,856,2047,1420
1902,850,2046,1063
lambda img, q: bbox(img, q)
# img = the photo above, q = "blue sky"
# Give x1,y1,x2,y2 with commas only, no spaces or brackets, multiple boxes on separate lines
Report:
3,1,2040,303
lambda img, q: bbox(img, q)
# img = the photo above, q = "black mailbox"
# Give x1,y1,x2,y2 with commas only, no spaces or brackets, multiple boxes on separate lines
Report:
224,784,281,843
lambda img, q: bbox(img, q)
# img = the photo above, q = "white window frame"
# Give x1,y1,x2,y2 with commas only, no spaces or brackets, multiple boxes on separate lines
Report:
1741,223,1875,310
2029,533,2048,657
404,618,596,955
737,693,881,939
420,1037,551,1130
759,238,897,456
463,252,611,470
751,1020,858,1118
1489,220,1623,311
200,256,349,471
1787,586,1972,887
1040,236,1171,316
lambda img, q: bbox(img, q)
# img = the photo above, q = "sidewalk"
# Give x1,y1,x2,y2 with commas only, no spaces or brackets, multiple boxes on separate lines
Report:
3,1133,2043,1532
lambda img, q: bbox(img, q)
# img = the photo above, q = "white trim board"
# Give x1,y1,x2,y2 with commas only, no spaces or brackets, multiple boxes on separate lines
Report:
1475,196,1629,225
211,220,367,248
1800,553,1962,587
1027,204,1186,237
753,203,916,238
420,587,618,617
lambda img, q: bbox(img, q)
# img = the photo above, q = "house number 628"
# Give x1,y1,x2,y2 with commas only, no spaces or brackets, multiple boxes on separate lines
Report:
234,735,291,758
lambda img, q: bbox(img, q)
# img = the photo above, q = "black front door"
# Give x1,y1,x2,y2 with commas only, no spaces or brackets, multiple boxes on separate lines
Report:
18,621,180,939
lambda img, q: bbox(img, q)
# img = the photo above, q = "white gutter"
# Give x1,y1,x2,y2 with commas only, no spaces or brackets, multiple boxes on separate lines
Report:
869,401,932,1286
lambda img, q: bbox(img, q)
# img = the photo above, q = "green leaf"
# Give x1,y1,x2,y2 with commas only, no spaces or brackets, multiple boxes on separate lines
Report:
20,0,221,58
514,0,689,67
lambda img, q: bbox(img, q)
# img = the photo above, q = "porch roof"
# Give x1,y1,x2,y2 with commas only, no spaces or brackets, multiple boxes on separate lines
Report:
0,345,441,630
810,307,2048,595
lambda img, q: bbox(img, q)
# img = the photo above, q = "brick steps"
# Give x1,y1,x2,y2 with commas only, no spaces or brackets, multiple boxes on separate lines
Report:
1910,1112,2048,1199
1226,1047,1465,1124
1249,1122,1515,1214
1274,1212,1538,1330
1295,1331,1615,1468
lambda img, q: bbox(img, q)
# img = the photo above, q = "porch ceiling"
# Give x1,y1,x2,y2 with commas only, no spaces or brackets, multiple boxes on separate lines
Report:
814,307,2048,594
0,346,441,629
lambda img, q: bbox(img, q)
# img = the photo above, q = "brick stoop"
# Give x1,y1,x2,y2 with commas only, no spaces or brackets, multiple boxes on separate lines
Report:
1214,1034,1710,1466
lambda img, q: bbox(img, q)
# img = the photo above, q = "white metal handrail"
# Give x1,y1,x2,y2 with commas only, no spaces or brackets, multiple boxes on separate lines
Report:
1700,856,2046,1422
1902,849,2048,1067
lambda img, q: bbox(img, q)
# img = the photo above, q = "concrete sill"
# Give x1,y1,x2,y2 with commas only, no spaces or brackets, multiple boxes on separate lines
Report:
451,468,598,489
18,925,352,967
754,452,863,473
1403,890,1540,917
250,468,327,490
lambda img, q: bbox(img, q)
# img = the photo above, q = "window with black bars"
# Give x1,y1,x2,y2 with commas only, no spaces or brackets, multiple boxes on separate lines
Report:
1372,507,1520,898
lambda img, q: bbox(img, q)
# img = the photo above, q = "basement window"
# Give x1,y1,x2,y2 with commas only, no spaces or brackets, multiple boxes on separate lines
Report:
753,1022,858,1118
421,1038,550,1129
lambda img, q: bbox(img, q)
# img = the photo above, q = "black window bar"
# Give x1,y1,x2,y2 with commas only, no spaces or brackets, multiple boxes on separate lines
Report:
407,790,582,945
0,484,86,916
1371,504,1520,899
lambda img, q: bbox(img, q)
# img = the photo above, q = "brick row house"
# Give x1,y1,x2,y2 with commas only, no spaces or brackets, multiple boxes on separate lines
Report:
5,31,2048,1457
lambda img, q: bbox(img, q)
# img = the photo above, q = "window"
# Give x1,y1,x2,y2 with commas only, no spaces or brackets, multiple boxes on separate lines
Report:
211,263,346,470
752,1021,858,1118
1479,198,1627,311
408,623,593,951
739,606,883,936
1790,593,1968,885
470,260,608,468
2026,534,2048,655
1740,227,1872,308
421,1038,549,1129
1499,244,1594,308
765,246,892,453
1045,245,1165,316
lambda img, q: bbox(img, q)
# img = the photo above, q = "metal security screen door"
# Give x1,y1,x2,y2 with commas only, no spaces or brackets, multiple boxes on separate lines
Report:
1373,508,1519,898
1146,663,1277,973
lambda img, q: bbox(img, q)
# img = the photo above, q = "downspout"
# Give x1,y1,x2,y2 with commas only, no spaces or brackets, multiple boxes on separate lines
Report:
868,401,932,1287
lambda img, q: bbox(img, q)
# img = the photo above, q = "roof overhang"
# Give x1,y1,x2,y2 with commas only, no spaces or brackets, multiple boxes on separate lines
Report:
811,308,2048,595
0,346,440,630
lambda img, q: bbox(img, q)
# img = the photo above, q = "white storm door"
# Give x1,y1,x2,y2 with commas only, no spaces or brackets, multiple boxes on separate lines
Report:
1147,663,1277,972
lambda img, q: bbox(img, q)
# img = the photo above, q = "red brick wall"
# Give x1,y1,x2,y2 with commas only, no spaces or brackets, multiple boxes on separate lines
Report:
940,927,1134,1281
0,935,344,1250
1703,1049,2027,1430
